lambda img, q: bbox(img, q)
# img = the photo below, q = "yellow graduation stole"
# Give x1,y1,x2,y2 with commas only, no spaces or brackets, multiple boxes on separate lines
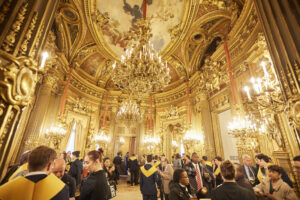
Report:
154,161,161,167
140,166,157,177
129,156,137,161
8,163,28,181
0,173,65,200
205,161,212,167
257,164,270,183
214,166,220,176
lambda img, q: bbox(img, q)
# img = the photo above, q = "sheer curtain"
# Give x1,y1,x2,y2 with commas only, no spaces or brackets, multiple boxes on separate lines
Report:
66,122,77,153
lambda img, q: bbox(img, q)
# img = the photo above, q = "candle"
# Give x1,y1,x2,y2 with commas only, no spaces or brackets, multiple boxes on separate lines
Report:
261,61,269,77
40,52,49,69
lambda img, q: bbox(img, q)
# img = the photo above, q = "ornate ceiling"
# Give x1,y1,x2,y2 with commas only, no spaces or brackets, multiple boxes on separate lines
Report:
51,0,244,92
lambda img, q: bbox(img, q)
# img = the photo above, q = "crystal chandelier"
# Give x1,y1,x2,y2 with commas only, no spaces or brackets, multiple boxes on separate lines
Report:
183,129,204,143
143,132,161,150
227,114,266,139
116,98,142,127
95,129,110,143
111,5,171,95
45,124,67,149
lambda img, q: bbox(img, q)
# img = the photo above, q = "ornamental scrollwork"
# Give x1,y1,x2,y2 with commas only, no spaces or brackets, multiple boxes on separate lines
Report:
0,54,38,106
1,3,28,52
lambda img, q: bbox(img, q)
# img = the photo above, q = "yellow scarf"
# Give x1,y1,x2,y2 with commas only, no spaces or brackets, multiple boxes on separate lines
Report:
0,173,65,200
154,161,161,167
214,166,220,176
205,161,212,167
129,156,137,161
257,163,271,183
140,166,157,177
8,163,28,181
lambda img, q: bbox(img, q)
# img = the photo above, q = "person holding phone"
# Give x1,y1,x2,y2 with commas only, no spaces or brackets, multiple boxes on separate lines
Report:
169,168,197,200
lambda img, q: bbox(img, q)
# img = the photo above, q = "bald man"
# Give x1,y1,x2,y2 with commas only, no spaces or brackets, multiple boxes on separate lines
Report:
51,158,76,200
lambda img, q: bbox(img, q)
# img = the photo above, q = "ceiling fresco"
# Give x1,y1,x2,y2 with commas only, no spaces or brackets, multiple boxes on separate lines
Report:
80,53,105,76
96,0,184,56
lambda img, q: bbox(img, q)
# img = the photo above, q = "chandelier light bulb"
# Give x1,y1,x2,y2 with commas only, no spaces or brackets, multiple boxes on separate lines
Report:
40,51,49,69
111,19,171,95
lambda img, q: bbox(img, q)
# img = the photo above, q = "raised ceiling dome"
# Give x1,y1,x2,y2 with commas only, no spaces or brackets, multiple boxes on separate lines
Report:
87,0,186,58
60,0,243,92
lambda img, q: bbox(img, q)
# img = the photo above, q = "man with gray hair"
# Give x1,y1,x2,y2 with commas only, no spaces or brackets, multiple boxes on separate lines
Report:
242,154,258,186
51,158,76,200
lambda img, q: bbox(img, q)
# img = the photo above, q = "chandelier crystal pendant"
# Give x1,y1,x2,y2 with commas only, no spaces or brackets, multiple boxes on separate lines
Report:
227,114,265,138
111,2,171,95
183,129,204,142
95,129,110,143
116,98,142,127
45,123,67,149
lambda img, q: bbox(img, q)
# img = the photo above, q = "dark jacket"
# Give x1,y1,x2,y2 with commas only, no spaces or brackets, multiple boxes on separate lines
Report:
77,170,110,200
184,161,213,197
113,156,122,166
0,164,18,185
140,163,158,195
214,166,223,187
212,182,256,200
128,158,139,172
235,176,255,195
69,158,83,185
26,174,69,200
169,181,196,200
242,164,258,186
62,173,76,198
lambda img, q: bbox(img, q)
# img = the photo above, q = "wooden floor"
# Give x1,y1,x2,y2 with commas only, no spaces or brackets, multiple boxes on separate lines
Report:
114,177,142,200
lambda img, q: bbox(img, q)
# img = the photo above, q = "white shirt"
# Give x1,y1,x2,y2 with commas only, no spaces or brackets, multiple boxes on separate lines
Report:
25,171,47,177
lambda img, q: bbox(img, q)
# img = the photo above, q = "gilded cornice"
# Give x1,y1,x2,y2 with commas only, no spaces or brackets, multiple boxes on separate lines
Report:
162,0,196,58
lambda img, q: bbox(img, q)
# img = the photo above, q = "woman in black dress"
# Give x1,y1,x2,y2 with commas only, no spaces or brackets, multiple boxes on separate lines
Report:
77,150,110,200
103,157,117,190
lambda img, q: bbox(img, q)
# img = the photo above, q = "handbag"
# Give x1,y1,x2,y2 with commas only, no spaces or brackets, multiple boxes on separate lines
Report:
107,181,116,199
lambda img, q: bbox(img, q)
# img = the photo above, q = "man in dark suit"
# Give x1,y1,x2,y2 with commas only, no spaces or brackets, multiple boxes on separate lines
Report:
69,151,83,186
140,155,159,200
202,156,213,173
51,158,76,199
128,153,139,186
0,146,69,200
184,152,214,198
212,160,255,200
242,154,258,186
113,152,122,182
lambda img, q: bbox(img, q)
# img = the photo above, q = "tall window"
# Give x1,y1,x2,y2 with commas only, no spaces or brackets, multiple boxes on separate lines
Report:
66,122,76,152
180,139,185,155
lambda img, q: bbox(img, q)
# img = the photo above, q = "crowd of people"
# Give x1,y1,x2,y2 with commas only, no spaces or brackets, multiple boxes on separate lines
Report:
0,146,299,200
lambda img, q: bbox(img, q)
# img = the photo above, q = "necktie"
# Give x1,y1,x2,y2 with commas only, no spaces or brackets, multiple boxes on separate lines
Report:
248,166,255,179
195,164,203,191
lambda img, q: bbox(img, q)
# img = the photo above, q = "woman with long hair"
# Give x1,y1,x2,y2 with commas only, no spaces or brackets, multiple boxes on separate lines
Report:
77,150,110,200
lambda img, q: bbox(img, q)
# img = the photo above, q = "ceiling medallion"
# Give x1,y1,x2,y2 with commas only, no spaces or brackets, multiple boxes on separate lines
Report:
111,2,171,95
